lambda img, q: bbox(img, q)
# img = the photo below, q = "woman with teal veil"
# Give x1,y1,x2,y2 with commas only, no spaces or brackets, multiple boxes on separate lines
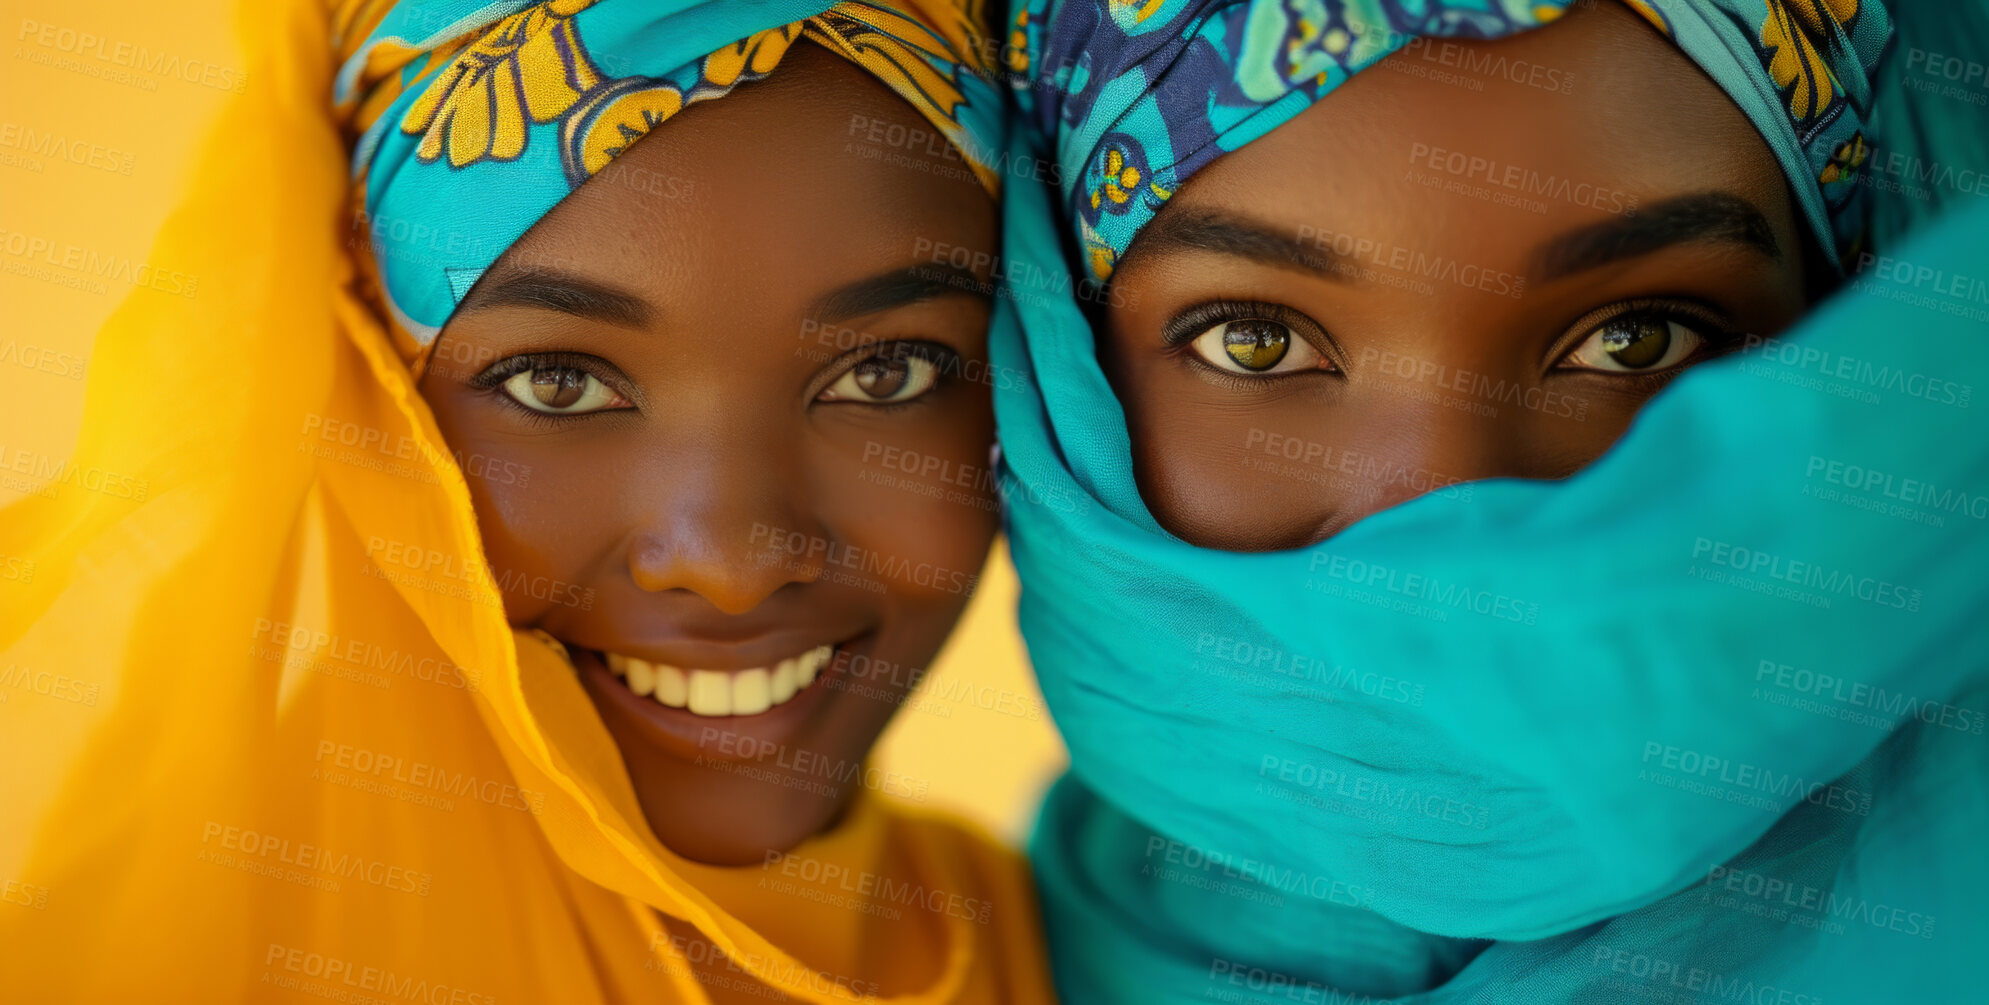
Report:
992,0,1989,1001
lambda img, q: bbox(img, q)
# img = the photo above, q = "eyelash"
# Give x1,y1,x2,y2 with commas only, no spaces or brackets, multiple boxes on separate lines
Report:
1160,300,1339,387
465,341,965,426
817,340,965,412
1552,297,1745,381
469,351,633,428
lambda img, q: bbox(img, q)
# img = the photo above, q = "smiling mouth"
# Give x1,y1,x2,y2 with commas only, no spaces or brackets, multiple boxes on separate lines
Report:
596,644,835,717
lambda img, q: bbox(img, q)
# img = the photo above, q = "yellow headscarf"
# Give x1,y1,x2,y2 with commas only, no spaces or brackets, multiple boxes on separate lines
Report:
0,0,1052,1001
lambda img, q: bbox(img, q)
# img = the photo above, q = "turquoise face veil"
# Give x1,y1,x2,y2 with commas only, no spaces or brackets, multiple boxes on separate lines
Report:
989,0,1989,1001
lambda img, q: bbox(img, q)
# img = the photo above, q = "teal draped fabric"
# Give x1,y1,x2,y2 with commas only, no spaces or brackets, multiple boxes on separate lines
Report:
992,1,1989,1001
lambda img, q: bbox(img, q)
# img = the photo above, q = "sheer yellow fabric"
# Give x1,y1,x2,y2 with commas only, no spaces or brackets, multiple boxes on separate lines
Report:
0,1,1054,1001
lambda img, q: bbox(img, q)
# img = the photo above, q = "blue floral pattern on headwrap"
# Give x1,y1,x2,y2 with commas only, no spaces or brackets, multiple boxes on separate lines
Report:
1008,0,1891,278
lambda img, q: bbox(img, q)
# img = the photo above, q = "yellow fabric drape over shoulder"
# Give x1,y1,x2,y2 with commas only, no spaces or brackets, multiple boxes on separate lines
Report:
0,1,1055,1001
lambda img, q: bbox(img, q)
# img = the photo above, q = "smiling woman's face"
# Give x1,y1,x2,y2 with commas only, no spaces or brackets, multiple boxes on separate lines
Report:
418,44,998,865
1100,2,1814,551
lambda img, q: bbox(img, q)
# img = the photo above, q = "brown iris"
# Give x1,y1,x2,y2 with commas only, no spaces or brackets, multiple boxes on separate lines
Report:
852,356,912,398
1222,320,1290,371
529,368,588,408
1597,317,1672,369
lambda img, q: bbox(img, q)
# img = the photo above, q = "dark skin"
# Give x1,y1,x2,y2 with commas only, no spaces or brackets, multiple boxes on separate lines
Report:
1101,2,1816,551
418,44,999,865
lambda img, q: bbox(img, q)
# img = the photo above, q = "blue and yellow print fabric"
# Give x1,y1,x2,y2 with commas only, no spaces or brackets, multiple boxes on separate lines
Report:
1007,0,1891,279
335,0,1005,342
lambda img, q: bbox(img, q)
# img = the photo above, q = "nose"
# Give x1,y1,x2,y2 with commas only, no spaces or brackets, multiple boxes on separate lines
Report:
624,431,828,616
1319,388,1536,537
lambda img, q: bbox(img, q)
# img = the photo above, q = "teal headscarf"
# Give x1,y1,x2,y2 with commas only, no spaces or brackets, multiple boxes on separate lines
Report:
335,0,1005,344
994,0,1989,1001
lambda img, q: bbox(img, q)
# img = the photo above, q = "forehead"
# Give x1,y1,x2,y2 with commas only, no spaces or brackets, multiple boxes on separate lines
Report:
1167,2,1788,263
492,43,994,297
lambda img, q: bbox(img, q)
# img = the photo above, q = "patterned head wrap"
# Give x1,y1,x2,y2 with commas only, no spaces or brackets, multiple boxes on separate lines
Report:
336,0,1004,343
1006,0,1891,279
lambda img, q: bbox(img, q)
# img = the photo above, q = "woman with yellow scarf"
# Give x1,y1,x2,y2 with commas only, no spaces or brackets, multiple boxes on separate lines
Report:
0,0,1055,1001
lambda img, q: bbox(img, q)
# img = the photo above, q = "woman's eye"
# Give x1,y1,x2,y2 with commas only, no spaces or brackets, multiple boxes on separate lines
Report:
818,349,941,404
1189,320,1326,375
1561,315,1707,373
499,366,627,414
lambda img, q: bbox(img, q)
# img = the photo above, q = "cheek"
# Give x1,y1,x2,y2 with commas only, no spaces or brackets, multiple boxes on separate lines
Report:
1134,398,1355,551
1104,341,1350,549
811,402,998,634
423,391,608,621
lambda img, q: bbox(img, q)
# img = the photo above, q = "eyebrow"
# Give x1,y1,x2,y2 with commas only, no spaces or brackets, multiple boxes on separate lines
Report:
456,270,653,328
1127,208,1351,281
814,263,992,322
1532,192,1781,281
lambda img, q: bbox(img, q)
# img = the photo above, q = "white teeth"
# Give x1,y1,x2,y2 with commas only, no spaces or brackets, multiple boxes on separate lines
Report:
653,663,688,708
624,658,656,698
797,644,831,685
770,659,799,704
731,669,772,716
687,670,731,716
601,644,838,717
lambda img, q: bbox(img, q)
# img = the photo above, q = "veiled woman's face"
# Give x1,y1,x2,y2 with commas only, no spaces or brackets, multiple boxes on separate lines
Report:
418,44,1000,864
1098,2,1813,551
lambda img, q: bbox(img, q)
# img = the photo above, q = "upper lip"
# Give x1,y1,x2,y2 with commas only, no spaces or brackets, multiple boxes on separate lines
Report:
565,632,855,671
